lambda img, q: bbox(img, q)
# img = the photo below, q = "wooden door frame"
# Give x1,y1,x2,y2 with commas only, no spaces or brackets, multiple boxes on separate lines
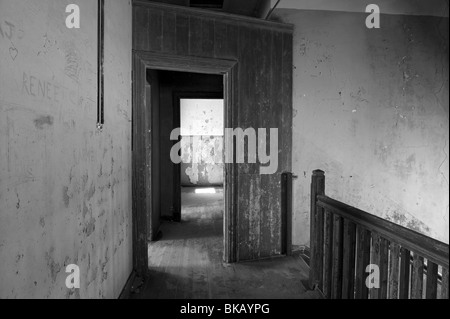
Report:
132,51,238,277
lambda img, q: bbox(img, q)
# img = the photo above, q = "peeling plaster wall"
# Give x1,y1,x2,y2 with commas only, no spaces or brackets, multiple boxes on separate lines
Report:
180,99,224,187
180,136,224,187
0,0,133,298
273,10,449,246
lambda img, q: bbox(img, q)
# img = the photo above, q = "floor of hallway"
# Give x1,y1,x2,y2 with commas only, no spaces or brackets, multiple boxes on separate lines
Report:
134,187,321,299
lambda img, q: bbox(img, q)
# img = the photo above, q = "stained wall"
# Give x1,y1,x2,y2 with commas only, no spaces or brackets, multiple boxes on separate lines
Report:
0,0,133,298
273,9,449,246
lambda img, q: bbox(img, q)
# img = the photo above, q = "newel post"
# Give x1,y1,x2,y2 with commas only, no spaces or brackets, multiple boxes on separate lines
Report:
309,170,325,291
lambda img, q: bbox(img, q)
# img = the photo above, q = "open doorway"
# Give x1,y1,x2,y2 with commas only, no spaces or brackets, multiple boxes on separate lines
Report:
178,96,225,228
142,69,230,295
132,53,238,278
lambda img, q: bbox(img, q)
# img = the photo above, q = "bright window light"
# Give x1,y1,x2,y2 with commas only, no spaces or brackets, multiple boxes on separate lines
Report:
195,188,216,194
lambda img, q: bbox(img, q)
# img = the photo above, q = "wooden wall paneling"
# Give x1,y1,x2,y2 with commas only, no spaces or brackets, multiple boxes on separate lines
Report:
281,32,293,173
148,9,163,52
201,19,215,57
236,25,255,261
270,31,284,256
176,13,190,55
259,26,275,259
162,11,177,53
226,24,239,58
214,20,228,59
188,16,203,56
134,6,150,52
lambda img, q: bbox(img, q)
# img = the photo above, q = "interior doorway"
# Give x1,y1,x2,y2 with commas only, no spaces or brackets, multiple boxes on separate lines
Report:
145,70,227,289
133,53,238,277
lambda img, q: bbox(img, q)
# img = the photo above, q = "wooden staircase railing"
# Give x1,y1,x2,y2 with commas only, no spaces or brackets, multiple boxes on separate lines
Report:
309,170,449,299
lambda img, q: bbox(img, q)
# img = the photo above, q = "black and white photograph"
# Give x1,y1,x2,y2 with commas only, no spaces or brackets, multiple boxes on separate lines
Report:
0,0,448,308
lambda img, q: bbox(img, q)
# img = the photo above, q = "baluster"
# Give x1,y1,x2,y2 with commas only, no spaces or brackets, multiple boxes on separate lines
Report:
441,268,449,299
379,238,389,298
399,248,411,299
355,226,371,299
369,233,381,299
411,254,424,299
342,219,356,299
323,210,334,299
331,215,343,299
388,243,400,299
426,261,438,299
309,170,325,291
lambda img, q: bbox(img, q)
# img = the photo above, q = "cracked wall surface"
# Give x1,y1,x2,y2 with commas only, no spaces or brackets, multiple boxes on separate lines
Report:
0,0,133,298
179,98,224,187
274,10,449,245
180,136,224,186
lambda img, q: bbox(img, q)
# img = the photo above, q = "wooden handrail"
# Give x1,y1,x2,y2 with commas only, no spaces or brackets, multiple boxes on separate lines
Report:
317,195,449,268
309,170,449,299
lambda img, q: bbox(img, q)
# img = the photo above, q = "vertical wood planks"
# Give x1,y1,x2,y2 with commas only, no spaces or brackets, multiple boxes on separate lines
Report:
213,20,228,59
148,9,163,51
281,32,293,172
162,11,177,53
411,254,424,299
175,14,189,55
399,248,411,299
259,26,274,258
389,243,400,299
331,215,344,299
355,226,371,299
426,261,438,299
134,7,150,51
310,170,325,291
188,16,203,56
342,220,356,299
269,30,284,256
201,19,215,57
323,210,333,299
214,22,239,59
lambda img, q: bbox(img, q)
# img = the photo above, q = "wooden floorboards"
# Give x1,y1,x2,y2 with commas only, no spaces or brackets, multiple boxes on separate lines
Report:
133,190,321,299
